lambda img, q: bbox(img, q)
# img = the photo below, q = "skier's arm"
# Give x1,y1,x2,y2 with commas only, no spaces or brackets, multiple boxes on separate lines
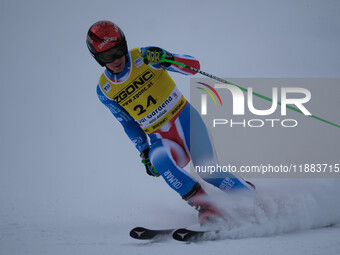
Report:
140,46,200,75
96,85,149,153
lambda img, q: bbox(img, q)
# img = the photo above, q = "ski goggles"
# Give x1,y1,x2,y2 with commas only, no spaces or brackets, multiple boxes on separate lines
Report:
95,44,126,64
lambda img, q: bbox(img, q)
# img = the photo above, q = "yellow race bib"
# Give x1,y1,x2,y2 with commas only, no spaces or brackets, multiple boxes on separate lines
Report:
99,48,187,133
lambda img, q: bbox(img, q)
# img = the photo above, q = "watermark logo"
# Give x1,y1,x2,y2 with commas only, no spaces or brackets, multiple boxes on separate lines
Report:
190,78,340,179
198,83,312,116
194,79,340,129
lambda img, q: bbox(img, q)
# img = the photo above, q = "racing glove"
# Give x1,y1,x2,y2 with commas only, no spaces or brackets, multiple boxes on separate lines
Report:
140,148,160,177
141,47,174,67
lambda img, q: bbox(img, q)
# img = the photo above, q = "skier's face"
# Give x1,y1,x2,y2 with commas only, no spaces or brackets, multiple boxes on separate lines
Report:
105,55,126,73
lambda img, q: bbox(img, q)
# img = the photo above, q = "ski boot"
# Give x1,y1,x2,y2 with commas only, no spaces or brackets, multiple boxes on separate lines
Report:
182,182,224,225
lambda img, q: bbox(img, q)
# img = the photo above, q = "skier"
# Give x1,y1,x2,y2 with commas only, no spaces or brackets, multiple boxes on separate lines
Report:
86,20,254,224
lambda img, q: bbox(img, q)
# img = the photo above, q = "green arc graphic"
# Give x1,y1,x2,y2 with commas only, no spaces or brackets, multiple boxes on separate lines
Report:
197,87,217,105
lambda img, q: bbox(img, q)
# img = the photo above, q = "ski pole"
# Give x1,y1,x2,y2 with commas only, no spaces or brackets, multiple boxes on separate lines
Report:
161,57,340,129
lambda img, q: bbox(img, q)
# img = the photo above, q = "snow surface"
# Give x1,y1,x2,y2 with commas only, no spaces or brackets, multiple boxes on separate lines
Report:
1,0,340,254
1,179,340,255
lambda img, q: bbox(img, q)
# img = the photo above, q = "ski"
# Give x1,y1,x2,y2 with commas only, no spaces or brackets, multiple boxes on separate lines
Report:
129,227,174,240
130,226,220,242
172,228,219,242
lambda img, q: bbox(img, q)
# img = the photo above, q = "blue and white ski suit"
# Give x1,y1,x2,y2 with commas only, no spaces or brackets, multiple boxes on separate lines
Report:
96,47,252,197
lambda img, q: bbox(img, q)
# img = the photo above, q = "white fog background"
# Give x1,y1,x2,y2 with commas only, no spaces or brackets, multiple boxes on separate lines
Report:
0,0,339,254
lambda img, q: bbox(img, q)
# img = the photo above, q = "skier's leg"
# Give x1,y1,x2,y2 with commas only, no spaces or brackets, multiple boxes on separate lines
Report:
148,138,196,197
187,103,254,192
148,106,226,224
148,138,223,224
